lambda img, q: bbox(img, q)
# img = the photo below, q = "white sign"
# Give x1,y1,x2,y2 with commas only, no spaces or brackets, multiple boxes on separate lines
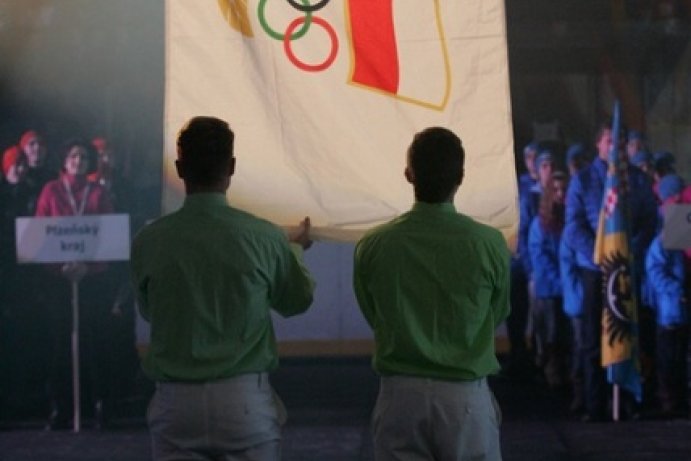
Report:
15,214,130,263
662,204,691,250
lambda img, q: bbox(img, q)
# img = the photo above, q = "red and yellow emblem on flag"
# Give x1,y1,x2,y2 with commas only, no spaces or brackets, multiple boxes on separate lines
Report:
218,0,450,109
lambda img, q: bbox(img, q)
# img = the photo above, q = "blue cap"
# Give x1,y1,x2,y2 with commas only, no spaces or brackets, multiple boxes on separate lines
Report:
627,129,645,142
658,174,685,201
534,149,553,170
630,150,652,167
523,141,539,158
653,151,675,169
566,143,586,163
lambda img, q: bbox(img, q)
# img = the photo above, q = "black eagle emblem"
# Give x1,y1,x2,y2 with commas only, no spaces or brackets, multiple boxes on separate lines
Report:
601,251,635,346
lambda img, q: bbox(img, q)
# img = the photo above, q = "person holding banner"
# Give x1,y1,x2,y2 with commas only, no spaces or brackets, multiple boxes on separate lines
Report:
35,138,114,430
130,116,315,461
354,127,509,461
564,119,657,422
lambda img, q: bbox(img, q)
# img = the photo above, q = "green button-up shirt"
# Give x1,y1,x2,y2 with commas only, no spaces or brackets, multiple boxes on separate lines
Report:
131,193,315,382
354,201,510,381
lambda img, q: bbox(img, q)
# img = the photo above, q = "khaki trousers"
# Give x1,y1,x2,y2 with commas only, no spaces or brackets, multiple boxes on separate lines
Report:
372,376,502,461
148,373,286,461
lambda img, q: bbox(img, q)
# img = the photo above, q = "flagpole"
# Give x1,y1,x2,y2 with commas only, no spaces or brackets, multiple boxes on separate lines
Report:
613,382,620,422
71,279,81,433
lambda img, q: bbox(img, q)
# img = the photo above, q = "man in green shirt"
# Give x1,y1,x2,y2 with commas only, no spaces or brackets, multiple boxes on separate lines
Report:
131,116,315,461
353,127,510,461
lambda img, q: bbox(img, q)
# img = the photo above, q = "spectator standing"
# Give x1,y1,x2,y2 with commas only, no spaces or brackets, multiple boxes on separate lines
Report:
645,174,689,419
35,138,114,430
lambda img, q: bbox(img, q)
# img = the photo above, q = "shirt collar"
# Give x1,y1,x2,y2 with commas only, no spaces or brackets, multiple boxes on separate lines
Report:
183,193,229,208
411,201,456,214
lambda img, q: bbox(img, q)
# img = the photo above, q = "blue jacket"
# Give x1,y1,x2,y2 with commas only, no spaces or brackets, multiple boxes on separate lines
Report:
528,217,562,298
564,157,657,271
559,237,586,317
518,182,541,274
518,172,536,200
645,236,688,327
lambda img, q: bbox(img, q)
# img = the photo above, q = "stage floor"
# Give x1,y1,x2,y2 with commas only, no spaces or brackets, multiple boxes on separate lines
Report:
1,356,690,461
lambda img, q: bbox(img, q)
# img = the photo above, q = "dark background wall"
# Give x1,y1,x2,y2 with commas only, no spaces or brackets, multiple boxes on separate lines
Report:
1,0,690,217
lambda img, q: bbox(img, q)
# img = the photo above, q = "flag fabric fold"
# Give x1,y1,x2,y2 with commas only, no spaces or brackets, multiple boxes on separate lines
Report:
593,100,642,402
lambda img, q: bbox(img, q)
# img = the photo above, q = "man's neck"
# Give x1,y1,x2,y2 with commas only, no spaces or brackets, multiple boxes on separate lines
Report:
185,185,227,195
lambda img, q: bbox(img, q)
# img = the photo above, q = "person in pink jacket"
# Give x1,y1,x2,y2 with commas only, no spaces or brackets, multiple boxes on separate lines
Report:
35,138,114,430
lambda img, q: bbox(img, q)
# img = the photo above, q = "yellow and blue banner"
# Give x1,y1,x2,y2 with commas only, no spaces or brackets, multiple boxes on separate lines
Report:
593,100,642,401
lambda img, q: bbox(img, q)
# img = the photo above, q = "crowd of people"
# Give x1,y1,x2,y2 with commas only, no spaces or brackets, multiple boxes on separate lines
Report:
0,130,141,429
507,121,690,422
0,118,688,461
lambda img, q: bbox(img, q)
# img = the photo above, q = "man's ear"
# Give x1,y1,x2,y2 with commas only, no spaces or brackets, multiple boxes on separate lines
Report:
458,167,464,186
175,159,185,179
404,166,414,184
228,157,236,177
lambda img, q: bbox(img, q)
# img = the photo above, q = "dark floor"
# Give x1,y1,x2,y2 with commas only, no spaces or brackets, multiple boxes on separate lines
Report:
1,356,690,461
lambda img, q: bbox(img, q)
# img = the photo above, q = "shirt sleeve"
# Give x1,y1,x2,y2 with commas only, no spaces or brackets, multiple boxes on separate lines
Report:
129,236,151,322
646,237,684,297
352,238,377,329
270,240,315,318
489,232,511,328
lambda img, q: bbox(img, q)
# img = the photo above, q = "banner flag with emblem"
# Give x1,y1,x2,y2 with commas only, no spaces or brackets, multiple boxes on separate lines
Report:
164,0,517,241
593,100,642,401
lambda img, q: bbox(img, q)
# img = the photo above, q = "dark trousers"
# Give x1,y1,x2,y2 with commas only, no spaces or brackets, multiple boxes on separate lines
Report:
507,259,530,363
656,325,689,413
45,271,113,419
580,268,607,417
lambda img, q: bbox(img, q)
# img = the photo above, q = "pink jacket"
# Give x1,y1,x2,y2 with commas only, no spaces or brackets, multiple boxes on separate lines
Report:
35,173,114,274
35,173,113,217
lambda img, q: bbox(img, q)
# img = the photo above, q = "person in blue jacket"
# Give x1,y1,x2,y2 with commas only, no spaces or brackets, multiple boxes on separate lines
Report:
528,170,569,389
645,174,689,418
564,121,658,422
519,149,555,277
518,141,539,199
565,142,590,177
559,214,592,416
505,142,542,377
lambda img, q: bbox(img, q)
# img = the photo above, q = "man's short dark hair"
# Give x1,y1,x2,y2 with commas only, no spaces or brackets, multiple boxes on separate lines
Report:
177,116,234,184
408,127,464,203
595,117,627,144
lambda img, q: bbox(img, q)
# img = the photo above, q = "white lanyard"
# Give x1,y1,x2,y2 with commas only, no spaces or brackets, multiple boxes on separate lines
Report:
62,178,91,216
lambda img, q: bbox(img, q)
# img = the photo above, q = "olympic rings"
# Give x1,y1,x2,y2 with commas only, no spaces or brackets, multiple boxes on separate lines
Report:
258,0,312,41
283,16,338,72
286,0,330,13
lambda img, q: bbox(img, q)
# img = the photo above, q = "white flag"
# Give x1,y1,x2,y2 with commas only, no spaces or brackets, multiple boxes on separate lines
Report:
164,0,517,241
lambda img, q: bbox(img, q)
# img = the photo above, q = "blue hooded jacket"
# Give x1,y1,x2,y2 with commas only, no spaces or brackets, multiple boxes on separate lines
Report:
564,157,657,272
645,236,688,326
559,237,587,317
528,217,562,298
